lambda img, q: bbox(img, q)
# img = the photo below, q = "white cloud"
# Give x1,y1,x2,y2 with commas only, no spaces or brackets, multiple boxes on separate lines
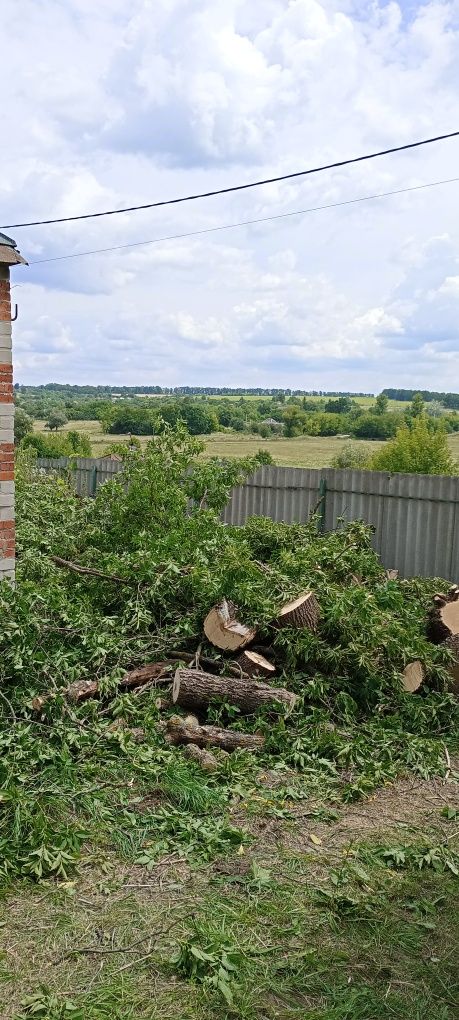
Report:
2,0,459,391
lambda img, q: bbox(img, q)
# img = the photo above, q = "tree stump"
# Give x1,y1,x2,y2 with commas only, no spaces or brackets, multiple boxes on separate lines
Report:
428,588,459,643
237,650,276,678
275,592,320,631
203,599,257,652
172,668,296,714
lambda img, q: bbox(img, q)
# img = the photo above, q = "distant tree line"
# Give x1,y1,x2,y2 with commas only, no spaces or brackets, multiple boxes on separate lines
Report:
382,388,459,409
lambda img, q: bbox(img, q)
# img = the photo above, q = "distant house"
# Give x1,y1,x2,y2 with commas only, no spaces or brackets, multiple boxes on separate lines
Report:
262,418,283,427
336,434,351,439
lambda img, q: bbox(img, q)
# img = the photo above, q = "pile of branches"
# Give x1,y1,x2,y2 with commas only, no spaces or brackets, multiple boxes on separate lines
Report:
6,431,457,773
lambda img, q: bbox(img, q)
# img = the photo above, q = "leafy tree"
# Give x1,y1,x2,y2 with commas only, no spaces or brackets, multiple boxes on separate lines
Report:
180,402,219,435
46,411,68,432
371,418,457,475
374,393,389,415
66,430,92,456
324,396,354,414
408,392,425,419
282,405,306,437
14,407,33,444
353,414,398,440
426,400,445,418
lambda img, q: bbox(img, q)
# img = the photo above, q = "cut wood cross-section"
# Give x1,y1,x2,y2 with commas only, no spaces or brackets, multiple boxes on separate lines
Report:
402,660,425,693
165,714,265,752
172,667,296,713
428,587,459,643
237,650,276,678
203,599,257,652
275,592,320,632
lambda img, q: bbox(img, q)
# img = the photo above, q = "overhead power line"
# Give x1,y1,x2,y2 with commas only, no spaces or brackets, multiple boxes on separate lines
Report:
29,175,459,266
4,129,459,230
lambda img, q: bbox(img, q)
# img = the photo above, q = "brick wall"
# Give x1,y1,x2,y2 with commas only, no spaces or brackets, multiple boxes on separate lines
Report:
0,264,14,581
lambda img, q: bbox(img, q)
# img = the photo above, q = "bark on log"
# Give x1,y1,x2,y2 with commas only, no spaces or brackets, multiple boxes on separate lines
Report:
236,650,276,679
172,667,296,714
165,714,265,752
275,592,320,632
183,743,219,771
402,660,425,693
119,663,173,691
428,589,459,643
203,599,257,652
445,634,459,695
66,663,173,704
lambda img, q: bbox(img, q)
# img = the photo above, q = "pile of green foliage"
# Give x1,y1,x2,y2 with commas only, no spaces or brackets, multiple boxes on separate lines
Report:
0,428,457,888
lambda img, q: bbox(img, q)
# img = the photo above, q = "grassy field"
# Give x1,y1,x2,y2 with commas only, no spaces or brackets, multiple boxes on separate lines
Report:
33,420,459,468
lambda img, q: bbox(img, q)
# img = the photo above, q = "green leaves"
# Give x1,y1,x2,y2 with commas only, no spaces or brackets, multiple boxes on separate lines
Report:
171,928,242,1006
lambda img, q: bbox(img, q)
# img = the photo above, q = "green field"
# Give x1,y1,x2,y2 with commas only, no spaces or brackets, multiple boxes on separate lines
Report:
33,420,459,468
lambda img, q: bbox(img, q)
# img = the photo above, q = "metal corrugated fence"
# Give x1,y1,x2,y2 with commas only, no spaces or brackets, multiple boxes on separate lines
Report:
36,458,459,580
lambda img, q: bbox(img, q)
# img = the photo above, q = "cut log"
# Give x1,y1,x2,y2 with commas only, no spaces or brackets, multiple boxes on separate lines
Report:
183,743,219,772
445,634,459,695
385,569,399,581
402,660,425,693
165,714,265,752
203,599,257,652
275,592,320,632
119,662,173,691
428,589,459,643
66,679,100,703
236,650,276,679
172,667,296,714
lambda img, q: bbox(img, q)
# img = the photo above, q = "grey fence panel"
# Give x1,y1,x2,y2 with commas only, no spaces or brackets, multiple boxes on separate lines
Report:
223,466,321,526
323,469,459,579
35,459,459,580
36,456,123,496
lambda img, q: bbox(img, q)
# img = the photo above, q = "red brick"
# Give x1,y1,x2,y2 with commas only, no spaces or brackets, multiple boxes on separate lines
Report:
0,444,14,453
0,471,14,481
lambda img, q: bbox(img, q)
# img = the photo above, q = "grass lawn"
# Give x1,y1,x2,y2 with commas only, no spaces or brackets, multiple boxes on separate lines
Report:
2,766,458,1020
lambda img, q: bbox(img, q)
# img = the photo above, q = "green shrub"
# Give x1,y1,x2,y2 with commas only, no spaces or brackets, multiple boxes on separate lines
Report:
371,417,457,475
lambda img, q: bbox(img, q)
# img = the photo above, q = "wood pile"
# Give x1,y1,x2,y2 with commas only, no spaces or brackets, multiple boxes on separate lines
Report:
32,575,459,765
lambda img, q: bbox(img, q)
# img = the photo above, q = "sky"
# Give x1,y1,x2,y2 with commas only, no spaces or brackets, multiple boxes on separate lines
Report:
2,0,459,392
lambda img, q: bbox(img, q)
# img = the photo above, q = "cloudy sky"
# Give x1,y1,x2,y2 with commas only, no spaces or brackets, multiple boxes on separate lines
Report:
2,0,459,392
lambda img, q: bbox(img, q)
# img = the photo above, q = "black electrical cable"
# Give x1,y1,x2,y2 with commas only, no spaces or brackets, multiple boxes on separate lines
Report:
3,129,459,230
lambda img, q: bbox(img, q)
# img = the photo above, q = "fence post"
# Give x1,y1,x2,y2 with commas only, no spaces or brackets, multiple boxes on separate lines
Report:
318,478,327,534
90,465,98,496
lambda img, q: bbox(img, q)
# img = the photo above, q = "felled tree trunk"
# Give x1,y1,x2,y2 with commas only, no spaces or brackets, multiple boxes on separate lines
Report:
237,650,276,678
203,599,257,652
428,588,459,643
172,668,296,713
275,592,320,632
402,660,425,693
165,714,265,752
